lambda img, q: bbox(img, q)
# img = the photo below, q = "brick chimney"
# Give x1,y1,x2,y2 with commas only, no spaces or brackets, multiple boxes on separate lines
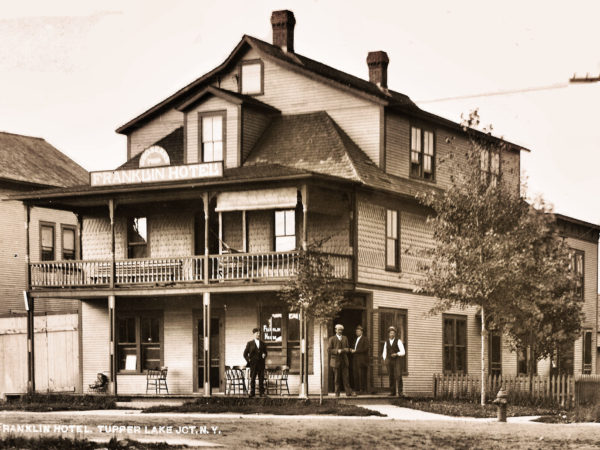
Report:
271,10,295,53
367,51,389,88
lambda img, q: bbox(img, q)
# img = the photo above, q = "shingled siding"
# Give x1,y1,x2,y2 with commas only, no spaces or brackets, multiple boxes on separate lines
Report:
128,108,184,161
149,213,194,258
370,289,481,395
185,96,239,168
308,212,352,255
242,108,273,163
82,217,126,260
385,112,410,178
247,210,273,253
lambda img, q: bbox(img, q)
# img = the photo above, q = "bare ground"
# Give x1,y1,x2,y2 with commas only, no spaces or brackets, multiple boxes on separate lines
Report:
1,411,600,449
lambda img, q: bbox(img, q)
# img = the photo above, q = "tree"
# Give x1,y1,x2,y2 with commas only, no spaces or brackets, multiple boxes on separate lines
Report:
278,244,347,403
416,110,583,405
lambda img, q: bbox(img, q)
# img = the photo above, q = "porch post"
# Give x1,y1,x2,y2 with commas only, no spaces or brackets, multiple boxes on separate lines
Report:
301,185,309,395
203,292,211,396
301,185,308,251
242,210,247,252
108,295,117,395
109,199,116,289
26,294,35,393
203,193,209,284
25,205,35,393
218,212,223,254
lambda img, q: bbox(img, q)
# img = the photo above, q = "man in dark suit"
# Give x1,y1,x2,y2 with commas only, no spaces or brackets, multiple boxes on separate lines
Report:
327,324,356,397
243,327,268,397
382,326,405,397
350,325,369,394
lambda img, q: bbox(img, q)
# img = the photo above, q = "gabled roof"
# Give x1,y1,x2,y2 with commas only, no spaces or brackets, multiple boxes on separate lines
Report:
176,86,280,114
245,111,438,199
115,35,527,153
0,131,88,188
115,35,417,135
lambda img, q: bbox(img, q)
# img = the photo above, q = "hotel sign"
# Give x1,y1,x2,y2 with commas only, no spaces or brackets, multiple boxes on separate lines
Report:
90,161,223,187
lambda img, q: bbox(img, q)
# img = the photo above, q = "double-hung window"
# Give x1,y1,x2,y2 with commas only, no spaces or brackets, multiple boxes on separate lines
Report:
410,126,435,180
127,217,148,258
40,222,55,261
61,225,76,260
443,315,467,374
569,250,584,299
385,209,399,271
117,313,162,372
201,113,224,162
517,346,537,375
275,210,295,251
240,60,263,95
582,330,593,375
480,149,500,187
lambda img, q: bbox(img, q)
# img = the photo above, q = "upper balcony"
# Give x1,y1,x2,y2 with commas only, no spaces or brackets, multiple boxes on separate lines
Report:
29,251,352,289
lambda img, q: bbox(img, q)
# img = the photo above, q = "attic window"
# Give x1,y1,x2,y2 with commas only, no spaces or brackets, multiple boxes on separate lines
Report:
240,60,263,95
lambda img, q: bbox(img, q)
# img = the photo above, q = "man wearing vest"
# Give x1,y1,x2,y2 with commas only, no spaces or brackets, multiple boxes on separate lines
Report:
382,326,406,397
327,324,356,397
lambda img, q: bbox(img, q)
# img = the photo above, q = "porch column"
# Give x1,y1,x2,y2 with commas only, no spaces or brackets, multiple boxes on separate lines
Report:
26,294,35,393
242,211,247,252
109,199,116,289
203,292,211,396
300,185,309,396
203,193,209,284
108,295,117,395
301,185,308,251
25,205,34,393
218,212,223,254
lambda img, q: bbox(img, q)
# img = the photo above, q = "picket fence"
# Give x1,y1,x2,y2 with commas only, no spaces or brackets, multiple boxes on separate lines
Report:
433,373,576,407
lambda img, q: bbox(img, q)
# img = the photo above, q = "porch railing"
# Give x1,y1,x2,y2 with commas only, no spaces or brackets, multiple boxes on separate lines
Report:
29,252,352,288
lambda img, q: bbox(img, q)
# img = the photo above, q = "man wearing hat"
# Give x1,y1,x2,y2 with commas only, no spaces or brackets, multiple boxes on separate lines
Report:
243,327,268,397
350,325,369,394
382,326,406,397
327,324,355,396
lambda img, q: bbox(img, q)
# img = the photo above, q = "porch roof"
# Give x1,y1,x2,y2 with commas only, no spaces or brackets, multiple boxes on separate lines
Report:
10,163,355,206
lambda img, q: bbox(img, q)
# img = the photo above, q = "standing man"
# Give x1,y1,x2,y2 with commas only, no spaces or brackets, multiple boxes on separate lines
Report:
350,325,369,394
243,327,268,397
327,324,356,397
382,326,405,397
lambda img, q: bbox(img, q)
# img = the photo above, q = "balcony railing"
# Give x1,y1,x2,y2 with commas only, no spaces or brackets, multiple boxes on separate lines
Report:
29,252,352,288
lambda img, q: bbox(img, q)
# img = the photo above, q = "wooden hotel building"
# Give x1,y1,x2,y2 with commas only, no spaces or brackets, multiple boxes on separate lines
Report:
16,10,599,395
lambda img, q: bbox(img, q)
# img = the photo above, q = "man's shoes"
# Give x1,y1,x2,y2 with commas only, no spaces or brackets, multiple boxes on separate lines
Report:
248,394,255,398
335,392,340,397
259,393,266,398
349,392,357,397
388,392,396,396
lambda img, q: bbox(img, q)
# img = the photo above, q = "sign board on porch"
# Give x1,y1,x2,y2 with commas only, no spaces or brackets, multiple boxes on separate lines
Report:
125,354,137,371
90,162,223,187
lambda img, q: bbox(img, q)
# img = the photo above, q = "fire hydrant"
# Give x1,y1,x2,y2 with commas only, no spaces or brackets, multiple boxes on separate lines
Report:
492,388,508,422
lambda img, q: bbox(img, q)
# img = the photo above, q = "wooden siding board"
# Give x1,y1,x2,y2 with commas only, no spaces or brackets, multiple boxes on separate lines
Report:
81,300,109,391
129,109,184,160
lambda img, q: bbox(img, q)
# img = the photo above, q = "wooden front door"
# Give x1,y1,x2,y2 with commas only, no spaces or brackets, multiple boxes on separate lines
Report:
194,312,224,392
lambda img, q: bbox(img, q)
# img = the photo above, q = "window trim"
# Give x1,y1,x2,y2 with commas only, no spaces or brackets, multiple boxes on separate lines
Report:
39,221,56,262
198,110,227,164
60,224,77,260
409,125,436,182
117,311,164,374
126,216,149,259
442,314,468,374
480,148,501,187
582,329,593,375
385,209,400,272
273,209,297,252
516,345,537,376
569,249,585,300
238,59,264,96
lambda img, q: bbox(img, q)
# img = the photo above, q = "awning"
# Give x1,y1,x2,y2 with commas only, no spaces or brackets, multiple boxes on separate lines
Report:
215,187,298,212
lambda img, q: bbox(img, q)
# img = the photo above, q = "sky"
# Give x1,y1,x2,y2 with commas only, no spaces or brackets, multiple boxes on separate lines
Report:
1,1,598,223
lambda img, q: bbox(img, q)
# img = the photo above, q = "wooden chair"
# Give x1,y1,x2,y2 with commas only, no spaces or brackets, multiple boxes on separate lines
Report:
228,365,248,395
266,365,290,395
146,367,169,394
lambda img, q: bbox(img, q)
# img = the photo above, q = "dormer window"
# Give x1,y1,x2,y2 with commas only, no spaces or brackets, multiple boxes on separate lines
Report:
240,60,263,95
201,113,225,162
